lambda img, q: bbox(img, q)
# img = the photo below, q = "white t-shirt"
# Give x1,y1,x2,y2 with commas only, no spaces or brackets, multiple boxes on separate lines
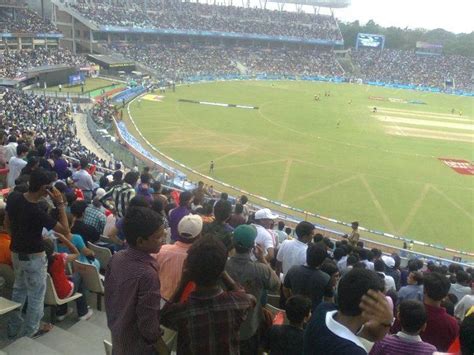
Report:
7,156,26,187
378,272,396,292
276,238,308,276
251,224,275,261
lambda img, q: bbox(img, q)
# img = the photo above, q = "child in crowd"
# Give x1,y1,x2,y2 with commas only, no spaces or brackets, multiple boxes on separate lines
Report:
262,295,311,355
160,237,255,355
370,300,436,354
43,233,93,321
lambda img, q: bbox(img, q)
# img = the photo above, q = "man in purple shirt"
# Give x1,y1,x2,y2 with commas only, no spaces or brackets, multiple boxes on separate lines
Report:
168,191,193,242
370,300,437,355
104,206,167,355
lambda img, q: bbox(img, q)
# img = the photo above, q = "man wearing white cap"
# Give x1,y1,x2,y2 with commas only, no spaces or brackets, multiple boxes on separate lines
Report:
252,208,278,262
154,214,203,301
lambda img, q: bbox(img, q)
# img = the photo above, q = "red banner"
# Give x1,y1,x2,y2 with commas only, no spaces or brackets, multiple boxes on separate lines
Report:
439,158,474,175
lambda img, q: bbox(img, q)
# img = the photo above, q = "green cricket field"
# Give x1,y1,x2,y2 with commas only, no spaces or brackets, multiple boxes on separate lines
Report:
128,80,474,254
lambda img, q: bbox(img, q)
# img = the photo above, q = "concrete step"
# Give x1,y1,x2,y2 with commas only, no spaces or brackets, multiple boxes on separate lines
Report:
35,324,103,355
68,319,111,345
87,309,108,329
2,336,62,355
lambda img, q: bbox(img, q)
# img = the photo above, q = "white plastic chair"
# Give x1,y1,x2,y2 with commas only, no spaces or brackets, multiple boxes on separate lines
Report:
88,242,112,272
74,260,105,311
0,296,21,315
0,264,14,288
161,325,177,352
103,339,112,355
44,273,82,323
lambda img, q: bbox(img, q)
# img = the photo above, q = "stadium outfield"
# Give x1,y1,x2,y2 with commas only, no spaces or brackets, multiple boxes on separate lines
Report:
125,80,474,258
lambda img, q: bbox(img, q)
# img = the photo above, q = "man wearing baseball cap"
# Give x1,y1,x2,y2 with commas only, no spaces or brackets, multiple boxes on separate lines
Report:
154,214,203,301
252,208,278,262
226,225,280,354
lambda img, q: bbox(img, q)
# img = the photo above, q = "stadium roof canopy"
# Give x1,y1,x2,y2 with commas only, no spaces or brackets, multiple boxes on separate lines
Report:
269,0,350,7
87,54,135,69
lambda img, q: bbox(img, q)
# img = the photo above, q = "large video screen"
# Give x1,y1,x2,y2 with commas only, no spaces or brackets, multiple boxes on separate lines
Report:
356,33,385,49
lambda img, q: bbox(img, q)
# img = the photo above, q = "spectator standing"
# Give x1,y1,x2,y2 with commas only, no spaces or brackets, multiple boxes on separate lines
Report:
276,221,315,277
6,169,70,338
283,244,333,311
455,294,474,321
100,171,139,218
168,190,193,242
155,214,202,301
104,206,167,355
252,208,278,262
161,237,255,355
392,272,459,352
262,295,311,355
202,199,234,250
303,268,392,355
72,158,95,201
398,271,424,303
274,221,288,244
239,195,250,222
348,221,360,247
51,148,69,180
3,135,18,164
225,224,280,354
370,300,437,355
374,259,396,293
228,203,246,228
449,270,472,302
7,144,28,187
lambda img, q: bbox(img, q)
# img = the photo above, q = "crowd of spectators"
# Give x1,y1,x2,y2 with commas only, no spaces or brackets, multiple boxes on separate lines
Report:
111,41,345,79
0,89,107,169
352,48,473,91
0,48,91,79
0,125,473,353
70,0,342,41
0,7,58,33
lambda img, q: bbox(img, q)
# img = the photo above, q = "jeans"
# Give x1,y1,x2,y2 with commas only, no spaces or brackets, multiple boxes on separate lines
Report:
8,252,47,337
57,273,88,317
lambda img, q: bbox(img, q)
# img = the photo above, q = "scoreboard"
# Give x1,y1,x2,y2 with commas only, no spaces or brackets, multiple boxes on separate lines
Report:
356,33,385,50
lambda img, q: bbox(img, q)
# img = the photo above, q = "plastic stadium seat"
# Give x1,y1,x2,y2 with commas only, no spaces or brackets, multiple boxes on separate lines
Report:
73,260,105,311
103,339,112,355
0,296,21,315
0,264,15,290
44,274,82,323
161,325,177,352
88,242,112,273
267,293,281,308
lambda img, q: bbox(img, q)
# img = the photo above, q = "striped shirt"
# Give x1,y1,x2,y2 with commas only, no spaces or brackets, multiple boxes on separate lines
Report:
100,182,136,218
370,332,437,355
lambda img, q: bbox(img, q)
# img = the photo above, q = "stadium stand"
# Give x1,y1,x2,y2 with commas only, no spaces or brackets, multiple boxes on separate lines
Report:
0,7,58,34
353,48,473,91
0,48,91,79
0,89,107,168
69,0,342,41
0,2,473,355
109,41,345,79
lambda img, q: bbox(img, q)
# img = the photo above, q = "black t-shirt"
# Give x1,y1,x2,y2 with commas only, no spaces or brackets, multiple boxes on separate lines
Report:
262,324,304,355
284,265,332,310
6,192,57,254
71,220,100,244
